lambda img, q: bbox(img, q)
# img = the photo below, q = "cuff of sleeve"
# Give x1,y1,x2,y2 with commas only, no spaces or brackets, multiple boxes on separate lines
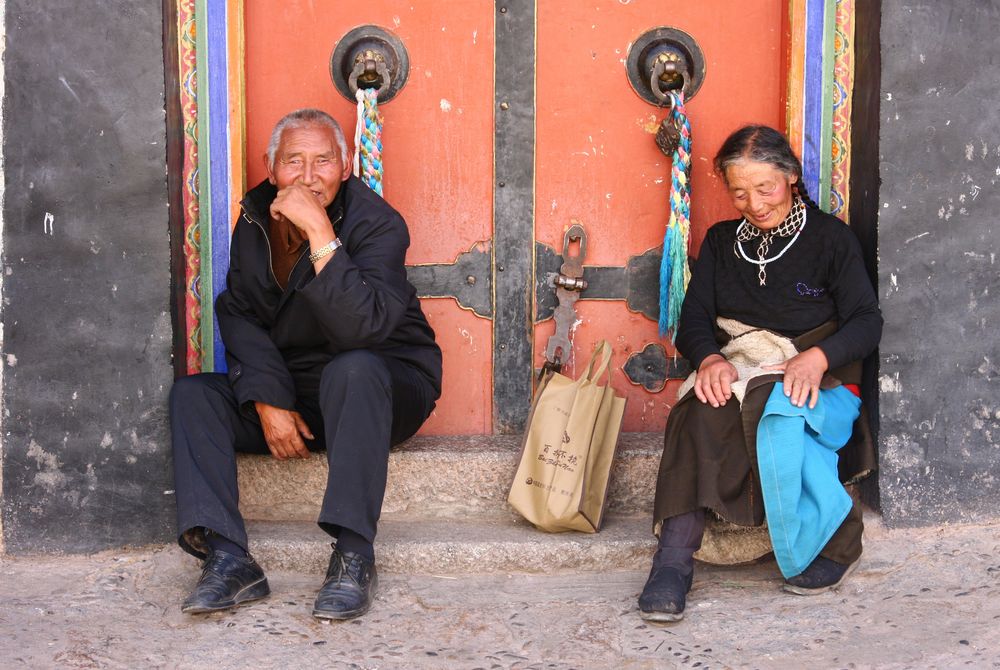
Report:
240,400,260,423
228,366,297,415
815,341,846,372
300,245,348,289
236,393,297,422
688,348,723,371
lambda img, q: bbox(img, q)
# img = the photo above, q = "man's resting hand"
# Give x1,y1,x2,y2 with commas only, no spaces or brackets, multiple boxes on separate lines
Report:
254,401,314,460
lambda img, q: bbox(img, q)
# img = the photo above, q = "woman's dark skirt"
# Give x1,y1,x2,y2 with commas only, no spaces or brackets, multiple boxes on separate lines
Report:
651,375,874,565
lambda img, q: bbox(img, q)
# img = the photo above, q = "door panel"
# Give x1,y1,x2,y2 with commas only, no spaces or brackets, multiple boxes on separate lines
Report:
244,1,495,435
535,0,786,431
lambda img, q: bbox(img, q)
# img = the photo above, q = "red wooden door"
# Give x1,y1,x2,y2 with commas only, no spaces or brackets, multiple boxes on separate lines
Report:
242,1,786,435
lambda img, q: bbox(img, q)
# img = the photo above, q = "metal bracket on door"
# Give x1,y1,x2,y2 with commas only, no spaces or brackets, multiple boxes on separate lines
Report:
406,232,658,323
535,244,664,322
406,242,493,317
535,244,696,389
405,239,690,389
622,343,693,392
406,238,664,323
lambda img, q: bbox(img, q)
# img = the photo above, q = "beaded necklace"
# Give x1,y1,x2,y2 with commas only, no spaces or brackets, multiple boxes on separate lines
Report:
734,198,807,286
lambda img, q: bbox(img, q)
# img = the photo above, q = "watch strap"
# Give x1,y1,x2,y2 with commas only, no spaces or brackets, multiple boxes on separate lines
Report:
308,238,342,263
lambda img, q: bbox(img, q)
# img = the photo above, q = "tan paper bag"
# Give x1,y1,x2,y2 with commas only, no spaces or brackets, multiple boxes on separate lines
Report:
507,340,626,532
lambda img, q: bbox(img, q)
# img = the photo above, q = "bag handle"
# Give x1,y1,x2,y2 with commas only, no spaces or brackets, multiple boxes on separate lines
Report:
582,340,614,383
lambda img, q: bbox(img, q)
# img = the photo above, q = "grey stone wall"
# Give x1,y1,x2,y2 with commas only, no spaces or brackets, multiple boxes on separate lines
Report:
877,1,1000,525
0,0,173,551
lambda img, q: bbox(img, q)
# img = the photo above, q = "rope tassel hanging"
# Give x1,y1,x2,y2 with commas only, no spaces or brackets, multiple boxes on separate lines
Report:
658,90,692,342
353,88,384,197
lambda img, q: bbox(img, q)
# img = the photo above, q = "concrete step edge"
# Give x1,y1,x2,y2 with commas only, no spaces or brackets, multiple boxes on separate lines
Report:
248,516,657,575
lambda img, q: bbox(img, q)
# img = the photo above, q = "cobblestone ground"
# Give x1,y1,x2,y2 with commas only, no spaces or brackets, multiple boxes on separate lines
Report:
2,519,999,669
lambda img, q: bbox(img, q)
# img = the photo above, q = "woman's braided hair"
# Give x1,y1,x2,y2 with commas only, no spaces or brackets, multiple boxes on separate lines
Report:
713,125,819,210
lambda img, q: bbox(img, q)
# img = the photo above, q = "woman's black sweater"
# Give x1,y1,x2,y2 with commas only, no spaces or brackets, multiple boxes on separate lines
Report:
676,207,883,371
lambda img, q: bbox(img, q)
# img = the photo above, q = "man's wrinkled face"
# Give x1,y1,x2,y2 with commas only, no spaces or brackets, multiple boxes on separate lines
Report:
266,124,351,208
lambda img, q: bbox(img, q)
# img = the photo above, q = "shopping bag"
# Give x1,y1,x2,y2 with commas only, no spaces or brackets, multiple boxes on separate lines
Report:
507,340,626,532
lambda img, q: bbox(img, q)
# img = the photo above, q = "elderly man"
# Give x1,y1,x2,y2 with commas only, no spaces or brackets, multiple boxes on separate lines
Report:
170,108,442,620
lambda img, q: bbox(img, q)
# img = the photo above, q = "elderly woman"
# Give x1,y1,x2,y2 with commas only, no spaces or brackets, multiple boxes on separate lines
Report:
638,125,882,622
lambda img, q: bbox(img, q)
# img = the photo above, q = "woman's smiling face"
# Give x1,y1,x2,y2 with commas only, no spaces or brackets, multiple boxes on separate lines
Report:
724,159,797,230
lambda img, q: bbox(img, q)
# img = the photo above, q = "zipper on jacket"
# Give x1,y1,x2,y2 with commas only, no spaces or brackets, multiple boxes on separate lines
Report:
245,208,344,287
286,242,312,286
243,210,279,287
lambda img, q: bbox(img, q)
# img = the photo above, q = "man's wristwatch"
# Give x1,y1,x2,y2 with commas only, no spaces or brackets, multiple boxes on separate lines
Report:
308,238,342,263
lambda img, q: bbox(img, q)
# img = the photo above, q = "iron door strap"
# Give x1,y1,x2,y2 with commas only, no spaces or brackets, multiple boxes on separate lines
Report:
542,224,589,374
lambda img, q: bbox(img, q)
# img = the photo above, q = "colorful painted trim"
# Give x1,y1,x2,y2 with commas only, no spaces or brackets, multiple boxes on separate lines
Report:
189,0,245,372
227,0,247,229
177,0,201,374
786,0,853,217
830,0,855,221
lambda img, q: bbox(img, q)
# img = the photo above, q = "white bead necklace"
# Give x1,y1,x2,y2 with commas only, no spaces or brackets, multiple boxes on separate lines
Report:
734,199,807,286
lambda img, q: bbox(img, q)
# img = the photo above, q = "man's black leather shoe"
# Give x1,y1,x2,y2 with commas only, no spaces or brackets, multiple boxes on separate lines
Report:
181,550,270,614
312,546,378,620
638,566,693,622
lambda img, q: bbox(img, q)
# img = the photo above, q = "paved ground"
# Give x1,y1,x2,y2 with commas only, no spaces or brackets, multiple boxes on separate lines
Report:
2,518,999,669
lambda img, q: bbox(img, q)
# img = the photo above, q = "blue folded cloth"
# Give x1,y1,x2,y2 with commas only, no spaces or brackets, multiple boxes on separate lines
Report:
757,385,861,578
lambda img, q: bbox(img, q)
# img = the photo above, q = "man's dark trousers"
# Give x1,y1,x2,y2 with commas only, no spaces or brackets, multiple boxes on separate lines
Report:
170,349,437,556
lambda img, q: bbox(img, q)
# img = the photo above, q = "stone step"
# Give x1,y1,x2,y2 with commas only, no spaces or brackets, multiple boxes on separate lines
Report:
237,432,662,521
248,515,657,575
247,514,773,575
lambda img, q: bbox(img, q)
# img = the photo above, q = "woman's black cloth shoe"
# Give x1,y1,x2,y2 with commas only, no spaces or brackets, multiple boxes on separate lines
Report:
638,566,693,622
783,555,859,595
312,546,378,620
181,550,270,614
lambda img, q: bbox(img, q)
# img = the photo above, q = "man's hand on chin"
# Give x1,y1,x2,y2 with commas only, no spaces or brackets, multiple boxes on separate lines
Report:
254,401,314,460
269,183,330,238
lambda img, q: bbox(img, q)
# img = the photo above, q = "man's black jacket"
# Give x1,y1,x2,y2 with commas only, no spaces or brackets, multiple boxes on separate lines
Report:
215,176,442,415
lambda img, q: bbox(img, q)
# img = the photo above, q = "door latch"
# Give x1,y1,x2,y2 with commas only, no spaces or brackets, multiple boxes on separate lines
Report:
541,224,589,377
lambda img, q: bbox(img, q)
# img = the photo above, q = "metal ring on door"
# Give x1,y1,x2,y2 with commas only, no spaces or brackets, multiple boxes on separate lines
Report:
331,25,409,104
626,27,706,106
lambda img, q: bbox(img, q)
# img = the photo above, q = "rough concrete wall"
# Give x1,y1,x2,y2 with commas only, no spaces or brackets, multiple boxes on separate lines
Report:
1,1,173,552
878,1,1000,525
0,0,6,553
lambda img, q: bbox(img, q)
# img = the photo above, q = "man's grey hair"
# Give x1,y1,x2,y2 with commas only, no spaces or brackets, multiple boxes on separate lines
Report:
266,108,349,167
